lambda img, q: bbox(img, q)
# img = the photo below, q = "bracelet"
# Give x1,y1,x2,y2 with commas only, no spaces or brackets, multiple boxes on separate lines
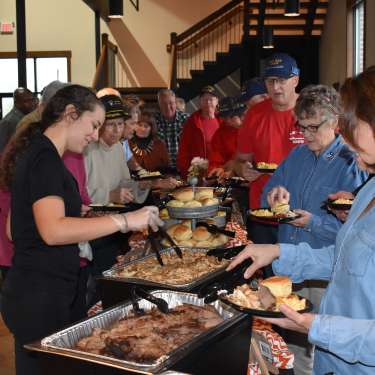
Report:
110,214,128,233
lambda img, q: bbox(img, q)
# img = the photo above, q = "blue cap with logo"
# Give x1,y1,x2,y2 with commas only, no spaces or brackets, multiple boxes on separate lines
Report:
237,77,267,103
263,53,300,79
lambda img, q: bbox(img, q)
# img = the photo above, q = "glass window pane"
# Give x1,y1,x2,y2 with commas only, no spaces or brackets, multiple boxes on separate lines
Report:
36,57,68,92
0,59,18,92
354,1,364,75
27,58,35,92
1,97,14,118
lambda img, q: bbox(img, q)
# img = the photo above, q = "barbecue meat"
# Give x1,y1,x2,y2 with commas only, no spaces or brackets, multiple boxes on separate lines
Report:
75,304,223,363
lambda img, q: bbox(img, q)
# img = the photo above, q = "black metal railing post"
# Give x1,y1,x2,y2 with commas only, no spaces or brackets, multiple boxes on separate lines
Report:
170,32,178,90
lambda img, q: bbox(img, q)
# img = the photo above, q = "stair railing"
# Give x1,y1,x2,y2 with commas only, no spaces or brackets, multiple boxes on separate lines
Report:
92,33,138,90
167,0,250,90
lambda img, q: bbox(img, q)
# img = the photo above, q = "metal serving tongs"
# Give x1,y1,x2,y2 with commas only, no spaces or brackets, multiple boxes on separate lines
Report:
206,244,246,260
148,230,164,266
198,258,253,304
158,227,183,259
196,222,236,238
132,286,170,314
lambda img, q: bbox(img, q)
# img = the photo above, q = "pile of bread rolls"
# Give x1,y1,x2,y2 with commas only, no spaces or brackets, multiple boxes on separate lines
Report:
167,188,219,209
162,220,228,248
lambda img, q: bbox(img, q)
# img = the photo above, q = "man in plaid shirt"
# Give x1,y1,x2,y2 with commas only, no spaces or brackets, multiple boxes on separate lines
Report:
154,89,188,168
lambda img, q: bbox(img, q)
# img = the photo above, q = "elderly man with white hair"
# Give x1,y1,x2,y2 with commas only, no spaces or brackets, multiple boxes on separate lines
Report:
154,89,188,169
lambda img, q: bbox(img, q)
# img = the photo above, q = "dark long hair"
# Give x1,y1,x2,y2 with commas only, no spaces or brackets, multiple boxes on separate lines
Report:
0,84,102,189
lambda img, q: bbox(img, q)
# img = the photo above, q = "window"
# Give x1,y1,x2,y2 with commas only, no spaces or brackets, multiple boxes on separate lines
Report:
352,0,365,75
0,51,71,119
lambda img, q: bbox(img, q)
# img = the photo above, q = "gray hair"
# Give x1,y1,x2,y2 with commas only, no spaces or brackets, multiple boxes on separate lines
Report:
295,84,341,121
157,88,176,103
41,80,71,104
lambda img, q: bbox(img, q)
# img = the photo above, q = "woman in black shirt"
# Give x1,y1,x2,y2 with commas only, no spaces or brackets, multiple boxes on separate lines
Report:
0,85,163,375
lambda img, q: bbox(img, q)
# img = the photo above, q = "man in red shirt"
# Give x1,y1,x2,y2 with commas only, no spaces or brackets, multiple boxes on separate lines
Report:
177,86,223,179
208,97,247,177
234,53,304,244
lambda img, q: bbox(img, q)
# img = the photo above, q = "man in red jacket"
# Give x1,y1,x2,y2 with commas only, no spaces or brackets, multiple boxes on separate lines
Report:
177,86,224,179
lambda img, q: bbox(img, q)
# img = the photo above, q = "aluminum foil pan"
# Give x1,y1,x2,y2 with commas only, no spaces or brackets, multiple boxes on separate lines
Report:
167,204,219,219
102,247,228,290
39,291,244,374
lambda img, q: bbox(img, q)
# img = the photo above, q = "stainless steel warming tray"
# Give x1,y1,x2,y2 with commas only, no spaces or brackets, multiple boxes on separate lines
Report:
102,247,229,290
31,291,245,374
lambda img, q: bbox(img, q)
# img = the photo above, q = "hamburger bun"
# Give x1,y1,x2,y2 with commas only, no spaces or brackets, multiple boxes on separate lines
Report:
260,276,292,298
200,197,219,206
173,188,194,202
173,225,193,241
192,227,212,241
195,188,214,201
183,200,202,208
167,199,184,208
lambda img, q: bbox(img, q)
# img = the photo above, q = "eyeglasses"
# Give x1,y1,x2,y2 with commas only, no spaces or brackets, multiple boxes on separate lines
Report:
295,119,327,133
264,77,289,86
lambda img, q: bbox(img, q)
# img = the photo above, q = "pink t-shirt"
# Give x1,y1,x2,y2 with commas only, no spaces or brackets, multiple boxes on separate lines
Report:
200,117,220,157
0,190,13,266
62,151,91,205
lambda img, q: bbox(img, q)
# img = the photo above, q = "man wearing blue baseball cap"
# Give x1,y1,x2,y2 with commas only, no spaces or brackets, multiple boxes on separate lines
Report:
235,52,310,374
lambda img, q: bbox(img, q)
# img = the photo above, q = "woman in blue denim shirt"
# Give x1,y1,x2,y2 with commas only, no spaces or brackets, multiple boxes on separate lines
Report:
260,85,368,374
228,67,375,375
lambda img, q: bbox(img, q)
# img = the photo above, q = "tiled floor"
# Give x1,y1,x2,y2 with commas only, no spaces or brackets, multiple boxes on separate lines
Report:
0,314,15,375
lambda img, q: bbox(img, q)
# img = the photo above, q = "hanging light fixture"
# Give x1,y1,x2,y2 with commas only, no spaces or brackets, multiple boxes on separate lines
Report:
284,0,300,17
262,26,274,49
108,0,123,18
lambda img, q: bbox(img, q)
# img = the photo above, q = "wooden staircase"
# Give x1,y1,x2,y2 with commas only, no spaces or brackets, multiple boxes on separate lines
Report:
168,0,329,101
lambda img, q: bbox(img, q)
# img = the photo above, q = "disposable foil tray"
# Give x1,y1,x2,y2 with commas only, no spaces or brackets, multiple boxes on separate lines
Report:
102,247,229,290
35,291,244,374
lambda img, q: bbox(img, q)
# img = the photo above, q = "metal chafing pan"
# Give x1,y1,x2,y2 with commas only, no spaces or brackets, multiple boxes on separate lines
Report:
102,247,229,290
30,291,244,374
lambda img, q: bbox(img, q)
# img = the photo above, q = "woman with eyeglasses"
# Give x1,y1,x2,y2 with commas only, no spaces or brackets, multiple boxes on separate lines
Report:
228,69,375,374
84,95,151,304
258,84,368,374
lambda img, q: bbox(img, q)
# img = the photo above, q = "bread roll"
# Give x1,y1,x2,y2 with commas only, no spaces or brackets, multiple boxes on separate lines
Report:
166,224,180,237
161,238,172,247
181,220,192,228
192,227,212,241
271,202,290,214
167,199,184,208
183,200,202,208
159,208,169,219
177,239,196,247
260,276,292,298
200,197,219,206
215,234,228,246
195,188,214,200
173,188,194,202
195,240,213,248
173,225,193,241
